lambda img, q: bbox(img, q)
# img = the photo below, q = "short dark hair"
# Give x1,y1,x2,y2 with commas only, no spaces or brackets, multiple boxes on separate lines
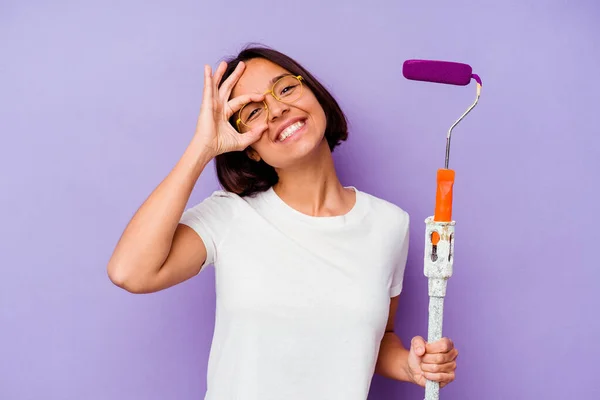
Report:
214,44,348,197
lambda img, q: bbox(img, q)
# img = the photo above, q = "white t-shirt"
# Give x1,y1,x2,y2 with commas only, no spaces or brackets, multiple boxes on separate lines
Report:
180,186,410,400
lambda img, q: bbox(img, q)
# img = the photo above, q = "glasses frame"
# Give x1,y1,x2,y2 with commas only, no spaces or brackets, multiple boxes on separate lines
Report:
236,74,304,132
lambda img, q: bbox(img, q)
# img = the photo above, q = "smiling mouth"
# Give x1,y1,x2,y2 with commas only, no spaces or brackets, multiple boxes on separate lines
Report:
277,120,306,142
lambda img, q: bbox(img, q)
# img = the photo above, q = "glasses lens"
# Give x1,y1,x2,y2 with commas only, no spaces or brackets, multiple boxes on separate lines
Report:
239,102,266,128
237,76,303,131
273,75,302,103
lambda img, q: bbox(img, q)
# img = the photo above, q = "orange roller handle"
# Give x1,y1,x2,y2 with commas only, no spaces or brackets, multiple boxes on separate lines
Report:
434,168,455,222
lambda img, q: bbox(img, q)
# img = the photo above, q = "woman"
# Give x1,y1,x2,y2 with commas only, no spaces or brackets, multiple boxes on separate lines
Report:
107,45,458,399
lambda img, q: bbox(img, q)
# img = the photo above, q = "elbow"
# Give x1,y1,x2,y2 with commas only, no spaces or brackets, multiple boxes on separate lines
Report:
107,262,148,294
107,262,130,291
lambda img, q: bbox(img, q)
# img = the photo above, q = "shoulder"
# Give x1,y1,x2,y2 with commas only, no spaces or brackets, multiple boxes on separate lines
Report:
359,189,410,228
184,189,245,216
186,188,271,215
192,189,241,206
206,189,242,201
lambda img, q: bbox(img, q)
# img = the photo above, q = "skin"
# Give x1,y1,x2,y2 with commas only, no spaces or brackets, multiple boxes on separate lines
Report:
107,58,457,389
232,58,356,217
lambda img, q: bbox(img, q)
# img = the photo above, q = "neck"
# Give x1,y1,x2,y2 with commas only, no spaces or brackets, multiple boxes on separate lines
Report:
272,140,353,217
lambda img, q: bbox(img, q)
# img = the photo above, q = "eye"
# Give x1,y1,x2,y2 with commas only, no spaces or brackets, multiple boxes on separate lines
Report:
279,84,298,97
245,106,263,122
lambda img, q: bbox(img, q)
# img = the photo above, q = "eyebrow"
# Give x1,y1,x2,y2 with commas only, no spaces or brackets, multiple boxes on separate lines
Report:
269,73,290,85
244,73,293,96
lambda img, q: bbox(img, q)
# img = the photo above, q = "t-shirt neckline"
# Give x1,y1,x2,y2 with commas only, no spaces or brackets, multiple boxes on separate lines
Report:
262,185,367,228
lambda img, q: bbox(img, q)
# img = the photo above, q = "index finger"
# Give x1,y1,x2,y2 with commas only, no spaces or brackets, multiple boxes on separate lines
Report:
425,337,454,354
422,348,458,364
225,93,265,119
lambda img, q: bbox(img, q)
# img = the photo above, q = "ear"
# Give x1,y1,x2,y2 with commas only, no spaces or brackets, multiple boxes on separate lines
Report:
246,148,261,162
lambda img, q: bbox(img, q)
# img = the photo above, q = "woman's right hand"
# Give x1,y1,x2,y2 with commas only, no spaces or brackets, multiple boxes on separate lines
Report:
194,61,267,158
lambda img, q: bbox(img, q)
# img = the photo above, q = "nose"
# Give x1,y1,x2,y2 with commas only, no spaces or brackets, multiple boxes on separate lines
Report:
264,94,289,122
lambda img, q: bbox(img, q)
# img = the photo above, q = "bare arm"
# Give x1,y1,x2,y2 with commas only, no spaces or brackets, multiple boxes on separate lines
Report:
106,141,212,294
107,61,267,294
375,295,413,382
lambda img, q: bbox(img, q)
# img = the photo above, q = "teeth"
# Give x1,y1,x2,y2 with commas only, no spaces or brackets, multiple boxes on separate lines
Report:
278,120,305,141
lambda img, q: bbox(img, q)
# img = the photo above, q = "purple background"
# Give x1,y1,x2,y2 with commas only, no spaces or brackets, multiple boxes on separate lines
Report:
1,1,597,399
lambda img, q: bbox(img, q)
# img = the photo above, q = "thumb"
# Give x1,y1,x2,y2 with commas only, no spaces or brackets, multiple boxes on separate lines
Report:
411,336,427,357
237,124,267,148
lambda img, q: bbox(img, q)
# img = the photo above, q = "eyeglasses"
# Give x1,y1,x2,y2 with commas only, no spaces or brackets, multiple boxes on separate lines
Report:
236,74,304,132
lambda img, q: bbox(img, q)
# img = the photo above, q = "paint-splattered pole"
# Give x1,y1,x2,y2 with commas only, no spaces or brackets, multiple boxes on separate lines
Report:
424,216,454,400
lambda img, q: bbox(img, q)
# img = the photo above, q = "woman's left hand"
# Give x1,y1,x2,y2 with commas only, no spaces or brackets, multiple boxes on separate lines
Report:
406,336,458,388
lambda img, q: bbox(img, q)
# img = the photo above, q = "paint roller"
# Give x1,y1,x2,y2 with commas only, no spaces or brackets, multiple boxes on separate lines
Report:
402,59,482,400
403,59,482,221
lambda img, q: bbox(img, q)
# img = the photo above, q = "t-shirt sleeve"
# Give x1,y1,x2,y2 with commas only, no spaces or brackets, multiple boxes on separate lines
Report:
390,213,410,297
179,190,238,269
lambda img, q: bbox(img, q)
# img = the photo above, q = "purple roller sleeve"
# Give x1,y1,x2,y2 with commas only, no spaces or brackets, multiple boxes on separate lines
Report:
403,59,481,86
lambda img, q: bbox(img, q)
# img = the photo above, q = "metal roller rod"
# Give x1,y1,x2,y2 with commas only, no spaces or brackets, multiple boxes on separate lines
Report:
445,83,482,169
